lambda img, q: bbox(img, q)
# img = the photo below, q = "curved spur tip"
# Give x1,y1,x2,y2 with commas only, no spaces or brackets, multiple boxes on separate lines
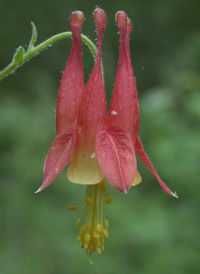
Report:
171,191,178,199
115,11,127,28
34,187,42,194
94,8,107,30
70,11,84,27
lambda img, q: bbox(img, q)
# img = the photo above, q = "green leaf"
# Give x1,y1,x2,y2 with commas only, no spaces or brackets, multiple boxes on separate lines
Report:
13,46,24,65
28,21,37,50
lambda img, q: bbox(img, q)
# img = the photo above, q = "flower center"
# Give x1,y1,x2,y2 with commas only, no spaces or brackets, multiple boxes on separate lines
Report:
69,181,113,263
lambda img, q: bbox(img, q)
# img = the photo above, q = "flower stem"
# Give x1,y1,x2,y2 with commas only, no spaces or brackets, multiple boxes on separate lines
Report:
0,32,99,81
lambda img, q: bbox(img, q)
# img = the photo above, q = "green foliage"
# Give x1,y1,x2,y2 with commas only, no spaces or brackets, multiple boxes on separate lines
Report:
13,46,24,65
0,0,200,273
28,22,37,50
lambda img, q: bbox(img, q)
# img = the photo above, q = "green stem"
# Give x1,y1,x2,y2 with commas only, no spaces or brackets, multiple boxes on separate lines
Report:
0,32,99,81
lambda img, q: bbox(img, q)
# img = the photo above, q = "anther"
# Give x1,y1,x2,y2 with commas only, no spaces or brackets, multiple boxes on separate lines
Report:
100,234,104,242
97,224,102,233
100,181,107,191
93,230,100,239
79,227,84,235
97,248,102,255
76,219,80,228
68,205,78,210
105,219,109,229
85,197,94,206
84,233,91,243
106,196,114,204
77,235,81,242
103,229,108,238
90,246,94,252
84,243,88,249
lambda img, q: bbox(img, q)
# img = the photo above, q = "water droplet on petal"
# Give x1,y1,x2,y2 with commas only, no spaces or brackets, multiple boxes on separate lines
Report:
91,153,96,159
111,110,117,115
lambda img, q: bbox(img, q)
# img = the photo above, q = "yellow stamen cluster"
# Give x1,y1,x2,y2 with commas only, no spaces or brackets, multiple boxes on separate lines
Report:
69,180,111,262
77,219,109,259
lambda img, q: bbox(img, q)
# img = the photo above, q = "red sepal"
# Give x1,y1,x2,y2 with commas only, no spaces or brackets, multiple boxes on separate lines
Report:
136,136,178,198
96,126,137,193
36,129,76,192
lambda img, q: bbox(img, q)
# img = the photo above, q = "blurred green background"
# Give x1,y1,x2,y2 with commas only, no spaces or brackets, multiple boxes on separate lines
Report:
0,0,200,273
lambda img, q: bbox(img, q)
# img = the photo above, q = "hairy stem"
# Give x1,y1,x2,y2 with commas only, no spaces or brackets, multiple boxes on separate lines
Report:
0,32,99,81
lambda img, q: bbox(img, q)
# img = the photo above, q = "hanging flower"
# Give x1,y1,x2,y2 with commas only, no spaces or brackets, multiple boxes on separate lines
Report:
36,8,177,262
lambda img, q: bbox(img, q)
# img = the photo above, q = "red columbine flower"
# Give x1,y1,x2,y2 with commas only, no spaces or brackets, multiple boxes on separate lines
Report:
96,11,178,198
36,8,177,261
35,11,84,193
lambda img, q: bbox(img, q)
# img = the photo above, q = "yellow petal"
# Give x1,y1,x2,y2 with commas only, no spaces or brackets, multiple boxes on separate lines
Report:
67,149,104,185
132,170,142,186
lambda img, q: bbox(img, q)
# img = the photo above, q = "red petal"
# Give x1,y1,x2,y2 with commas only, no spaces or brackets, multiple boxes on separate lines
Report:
96,126,137,193
56,11,84,135
68,10,107,185
36,129,76,192
75,8,107,150
136,136,178,198
107,11,139,144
